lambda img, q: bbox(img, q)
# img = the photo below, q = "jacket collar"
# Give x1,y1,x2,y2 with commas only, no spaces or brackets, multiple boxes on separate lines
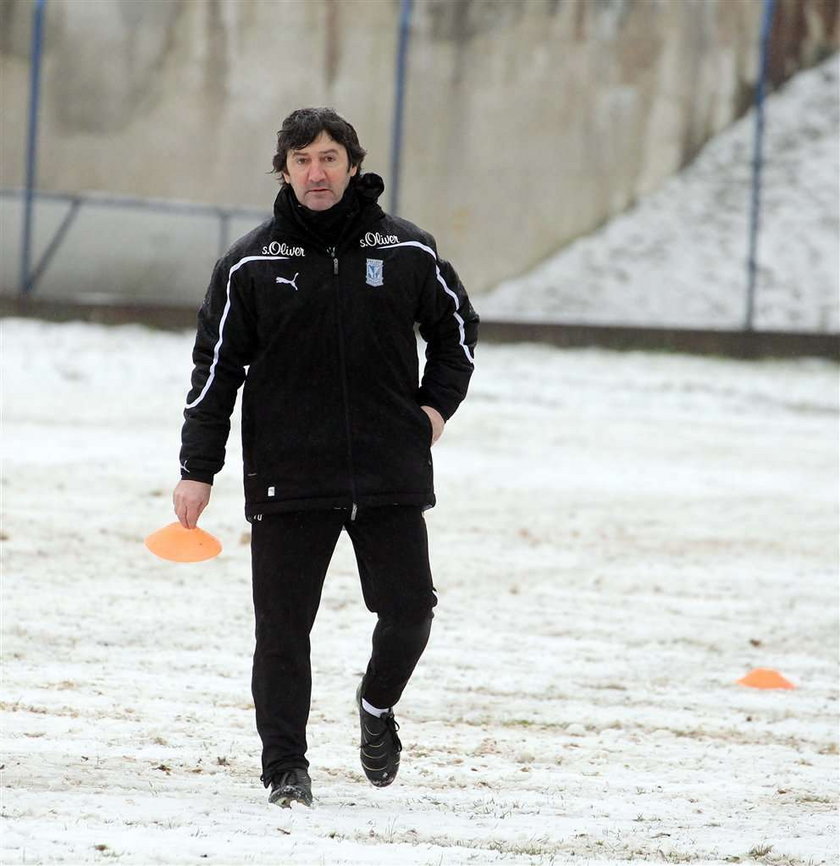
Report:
272,173,386,251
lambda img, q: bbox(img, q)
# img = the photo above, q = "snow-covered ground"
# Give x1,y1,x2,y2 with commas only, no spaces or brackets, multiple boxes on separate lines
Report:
2,319,837,865
481,55,840,333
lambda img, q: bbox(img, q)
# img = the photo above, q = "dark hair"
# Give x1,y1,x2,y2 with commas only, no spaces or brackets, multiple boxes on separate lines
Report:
272,107,366,182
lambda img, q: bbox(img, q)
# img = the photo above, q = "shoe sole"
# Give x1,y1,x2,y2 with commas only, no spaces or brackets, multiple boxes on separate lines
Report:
270,796,312,808
269,792,312,808
269,787,313,808
368,773,397,788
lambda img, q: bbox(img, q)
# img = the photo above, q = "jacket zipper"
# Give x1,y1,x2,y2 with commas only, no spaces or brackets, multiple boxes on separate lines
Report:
331,248,358,522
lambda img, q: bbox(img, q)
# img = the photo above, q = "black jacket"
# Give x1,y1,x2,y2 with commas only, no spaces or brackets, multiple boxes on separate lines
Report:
179,174,479,519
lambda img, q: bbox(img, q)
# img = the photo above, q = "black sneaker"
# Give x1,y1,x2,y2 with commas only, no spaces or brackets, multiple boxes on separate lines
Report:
356,680,401,787
267,768,313,808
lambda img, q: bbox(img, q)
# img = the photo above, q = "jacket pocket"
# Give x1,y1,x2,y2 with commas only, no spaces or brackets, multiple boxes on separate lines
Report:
416,404,434,447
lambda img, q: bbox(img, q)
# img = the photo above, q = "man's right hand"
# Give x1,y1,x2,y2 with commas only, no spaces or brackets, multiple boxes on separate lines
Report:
173,479,212,529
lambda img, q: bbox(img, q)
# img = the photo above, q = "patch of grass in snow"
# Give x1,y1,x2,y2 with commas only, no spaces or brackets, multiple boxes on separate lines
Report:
652,852,700,864
592,837,700,862
468,796,521,818
455,714,570,732
634,722,832,752
360,826,713,864
357,828,562,861
725,849,824,866
487,835,556,859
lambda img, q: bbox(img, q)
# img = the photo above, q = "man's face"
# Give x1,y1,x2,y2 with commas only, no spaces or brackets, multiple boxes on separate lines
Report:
282,131,358,211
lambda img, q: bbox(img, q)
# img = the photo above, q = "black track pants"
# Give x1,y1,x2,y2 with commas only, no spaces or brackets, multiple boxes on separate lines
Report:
250,506,437,780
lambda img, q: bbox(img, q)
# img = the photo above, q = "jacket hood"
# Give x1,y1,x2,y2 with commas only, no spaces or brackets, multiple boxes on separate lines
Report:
354,172,385,204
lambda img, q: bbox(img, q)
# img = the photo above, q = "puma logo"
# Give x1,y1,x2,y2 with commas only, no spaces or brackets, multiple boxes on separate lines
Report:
275,273,300,291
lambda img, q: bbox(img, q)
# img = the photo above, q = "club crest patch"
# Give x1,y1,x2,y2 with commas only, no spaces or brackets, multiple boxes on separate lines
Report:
365,258,384,287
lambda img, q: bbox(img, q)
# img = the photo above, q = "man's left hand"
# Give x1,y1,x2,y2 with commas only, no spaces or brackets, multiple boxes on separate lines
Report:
421,405,445,445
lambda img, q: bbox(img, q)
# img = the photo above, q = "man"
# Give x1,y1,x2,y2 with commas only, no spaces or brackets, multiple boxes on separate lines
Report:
173,107,478,808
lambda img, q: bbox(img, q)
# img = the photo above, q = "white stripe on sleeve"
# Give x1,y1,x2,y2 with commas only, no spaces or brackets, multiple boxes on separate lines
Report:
379,241,474,365
185,255,289,410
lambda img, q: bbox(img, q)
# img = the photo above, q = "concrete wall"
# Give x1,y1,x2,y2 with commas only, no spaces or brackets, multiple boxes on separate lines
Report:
1,0,837,303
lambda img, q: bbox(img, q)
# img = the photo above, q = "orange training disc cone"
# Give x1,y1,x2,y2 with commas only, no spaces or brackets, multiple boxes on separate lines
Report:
144,522,222,563
736,668,796,690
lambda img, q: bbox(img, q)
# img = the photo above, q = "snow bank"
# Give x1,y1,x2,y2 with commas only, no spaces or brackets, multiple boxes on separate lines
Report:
480,55,840,333
2,319,837,864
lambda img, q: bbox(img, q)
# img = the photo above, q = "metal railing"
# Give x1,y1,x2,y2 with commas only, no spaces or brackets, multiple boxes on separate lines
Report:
2,188,268,297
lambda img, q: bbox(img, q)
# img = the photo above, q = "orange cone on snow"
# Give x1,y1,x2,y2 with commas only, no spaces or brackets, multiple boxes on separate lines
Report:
144,522,222,563
737,668,796,690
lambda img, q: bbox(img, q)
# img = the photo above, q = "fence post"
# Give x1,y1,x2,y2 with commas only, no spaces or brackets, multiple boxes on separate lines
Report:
745,0,777,331
21,0,47,297
389,0,413,217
